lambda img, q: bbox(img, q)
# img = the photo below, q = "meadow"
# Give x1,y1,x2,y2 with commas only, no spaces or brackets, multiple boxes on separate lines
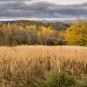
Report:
0,46,87,87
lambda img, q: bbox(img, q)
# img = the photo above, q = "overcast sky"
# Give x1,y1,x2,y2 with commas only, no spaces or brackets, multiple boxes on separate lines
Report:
38,0,87,5
0,0,87,20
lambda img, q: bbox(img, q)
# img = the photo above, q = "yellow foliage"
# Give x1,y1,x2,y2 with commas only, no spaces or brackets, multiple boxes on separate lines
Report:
39,26,54,35
65,21,87,46
26,25,36,31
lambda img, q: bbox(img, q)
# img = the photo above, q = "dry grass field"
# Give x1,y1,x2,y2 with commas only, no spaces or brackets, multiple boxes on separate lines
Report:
0,45,87,87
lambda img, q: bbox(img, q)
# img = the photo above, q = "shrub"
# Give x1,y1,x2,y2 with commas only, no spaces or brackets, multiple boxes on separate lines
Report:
46,72,76,87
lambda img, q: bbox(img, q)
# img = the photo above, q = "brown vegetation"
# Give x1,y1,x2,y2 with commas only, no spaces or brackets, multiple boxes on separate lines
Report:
0,46,87,87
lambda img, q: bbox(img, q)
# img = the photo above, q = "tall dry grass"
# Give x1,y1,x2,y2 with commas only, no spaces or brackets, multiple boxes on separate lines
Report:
0,45,87,87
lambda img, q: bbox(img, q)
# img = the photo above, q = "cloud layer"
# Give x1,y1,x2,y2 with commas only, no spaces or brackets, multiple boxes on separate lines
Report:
0,0,87,19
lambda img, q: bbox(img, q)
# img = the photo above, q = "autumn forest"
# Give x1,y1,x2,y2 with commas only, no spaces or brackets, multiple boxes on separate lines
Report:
0,20,87,47
0,20,69,46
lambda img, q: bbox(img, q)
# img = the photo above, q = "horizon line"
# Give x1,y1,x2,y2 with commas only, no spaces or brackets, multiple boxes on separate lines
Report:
0,17,87,21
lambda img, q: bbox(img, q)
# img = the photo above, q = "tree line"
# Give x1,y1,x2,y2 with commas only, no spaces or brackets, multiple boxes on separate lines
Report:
0,20,87,46
0,21,65,46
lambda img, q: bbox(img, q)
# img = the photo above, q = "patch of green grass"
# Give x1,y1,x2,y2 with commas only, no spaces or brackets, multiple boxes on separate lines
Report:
44,72,76,87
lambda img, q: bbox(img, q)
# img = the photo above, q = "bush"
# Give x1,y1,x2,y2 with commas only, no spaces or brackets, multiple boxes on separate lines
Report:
46,72,76,87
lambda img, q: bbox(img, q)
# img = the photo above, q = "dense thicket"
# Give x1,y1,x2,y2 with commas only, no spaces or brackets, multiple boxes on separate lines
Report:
0,20,68,46
1,20,87,46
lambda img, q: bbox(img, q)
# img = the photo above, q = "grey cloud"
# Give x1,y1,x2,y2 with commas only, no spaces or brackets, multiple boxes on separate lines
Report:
0,1,87,18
